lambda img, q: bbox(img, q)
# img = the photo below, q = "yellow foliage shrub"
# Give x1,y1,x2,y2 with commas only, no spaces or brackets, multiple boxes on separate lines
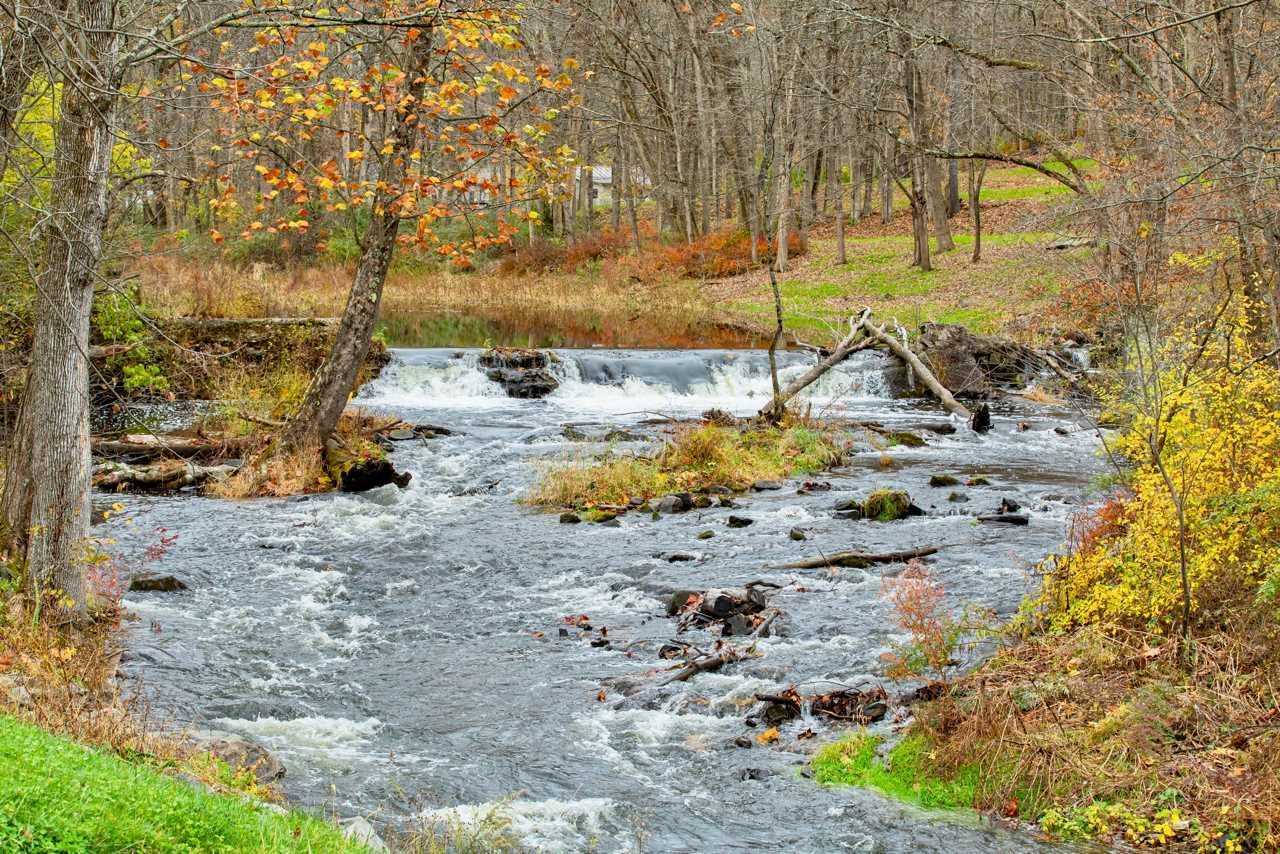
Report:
1038,304,1280,633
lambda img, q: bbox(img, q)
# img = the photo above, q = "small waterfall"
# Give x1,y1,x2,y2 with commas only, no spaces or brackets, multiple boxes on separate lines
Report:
359,347,892,413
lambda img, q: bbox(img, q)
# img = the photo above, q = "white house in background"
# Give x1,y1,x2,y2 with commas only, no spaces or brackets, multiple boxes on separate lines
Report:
579,165,649,207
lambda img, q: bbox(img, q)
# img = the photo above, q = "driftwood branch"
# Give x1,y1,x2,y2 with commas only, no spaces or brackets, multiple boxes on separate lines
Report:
772,545,940,570
657,647,743,686
235,410,285,429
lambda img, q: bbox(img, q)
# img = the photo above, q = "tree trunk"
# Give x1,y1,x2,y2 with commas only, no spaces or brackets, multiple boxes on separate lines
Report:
924,157,954,252
833,152,847,265
1,0,118,611
879,140,894,224
274,34,432,456
969,160,987,262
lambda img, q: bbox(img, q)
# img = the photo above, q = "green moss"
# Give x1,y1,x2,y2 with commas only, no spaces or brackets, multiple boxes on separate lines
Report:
862,488,912,521
0,715,364,853
812,732,980,811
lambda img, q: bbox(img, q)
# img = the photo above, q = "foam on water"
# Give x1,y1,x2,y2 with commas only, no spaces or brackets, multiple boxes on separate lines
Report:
418,797,615,853
212,715,384,757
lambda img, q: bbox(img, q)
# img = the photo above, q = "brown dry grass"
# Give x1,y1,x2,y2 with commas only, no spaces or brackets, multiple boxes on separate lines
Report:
917,625,1280,847
206,407,393,499
135,251,733,348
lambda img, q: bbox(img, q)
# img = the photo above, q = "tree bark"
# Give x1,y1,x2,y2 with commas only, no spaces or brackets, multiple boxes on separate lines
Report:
1,0,118,610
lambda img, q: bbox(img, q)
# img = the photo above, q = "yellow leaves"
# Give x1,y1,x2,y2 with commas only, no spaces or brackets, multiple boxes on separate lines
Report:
563,57,580,71
756,727,779,745
346,150,364,161
1041,297,1280,631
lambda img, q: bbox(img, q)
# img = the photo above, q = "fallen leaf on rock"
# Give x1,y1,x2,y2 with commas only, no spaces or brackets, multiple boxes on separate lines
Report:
756,726,779,745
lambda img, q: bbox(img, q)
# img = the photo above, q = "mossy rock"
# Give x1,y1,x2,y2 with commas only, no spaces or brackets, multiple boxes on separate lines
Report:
885,431,926,448
928,474,960,487
862,489,912,521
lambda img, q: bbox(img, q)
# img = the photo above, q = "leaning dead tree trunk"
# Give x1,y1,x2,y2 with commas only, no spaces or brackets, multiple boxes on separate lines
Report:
758,308,973,425
855,315,972,421
761,309,874,421
1,0,118,611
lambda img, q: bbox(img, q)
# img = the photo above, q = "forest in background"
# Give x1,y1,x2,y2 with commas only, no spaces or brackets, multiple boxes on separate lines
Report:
0,0,1278,850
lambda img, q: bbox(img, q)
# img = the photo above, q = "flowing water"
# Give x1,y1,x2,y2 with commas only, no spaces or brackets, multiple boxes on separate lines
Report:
110,348,1101,853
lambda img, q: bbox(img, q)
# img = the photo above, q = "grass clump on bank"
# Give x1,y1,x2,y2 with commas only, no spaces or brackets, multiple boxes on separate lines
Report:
528,423,846,508
0,715,364,852
813,732,982,811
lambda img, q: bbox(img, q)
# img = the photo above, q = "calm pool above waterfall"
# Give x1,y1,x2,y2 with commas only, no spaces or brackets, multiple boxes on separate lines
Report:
109,347,1100,853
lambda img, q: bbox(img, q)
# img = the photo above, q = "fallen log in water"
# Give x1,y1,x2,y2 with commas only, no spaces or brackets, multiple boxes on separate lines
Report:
758,308,973,426
759,308,1082,431
93,460,240,492
92,434,254,462
771,545,939,570
762,309,875,421
853,314,973,422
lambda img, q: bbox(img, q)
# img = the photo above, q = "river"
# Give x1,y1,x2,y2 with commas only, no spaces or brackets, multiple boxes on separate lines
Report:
110,347,1099,852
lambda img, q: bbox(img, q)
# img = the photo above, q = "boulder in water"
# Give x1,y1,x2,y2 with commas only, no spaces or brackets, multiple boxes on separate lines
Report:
128,573,188,593
337,458,411,493
862,489,916,521
655,493,693,514
726,515,754,528
479,348,559,399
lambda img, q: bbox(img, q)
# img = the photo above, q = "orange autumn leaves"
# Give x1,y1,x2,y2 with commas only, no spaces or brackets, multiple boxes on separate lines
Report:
191,1,575,260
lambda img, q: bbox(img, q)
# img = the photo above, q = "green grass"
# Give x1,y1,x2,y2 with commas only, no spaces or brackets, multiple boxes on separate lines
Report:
0,716,366,853
726,224,1085,338
812,731,981,811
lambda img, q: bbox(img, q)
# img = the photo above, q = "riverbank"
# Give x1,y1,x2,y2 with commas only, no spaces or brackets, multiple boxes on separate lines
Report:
126,163,1089,351
0,715,365,852
810,310,1280,850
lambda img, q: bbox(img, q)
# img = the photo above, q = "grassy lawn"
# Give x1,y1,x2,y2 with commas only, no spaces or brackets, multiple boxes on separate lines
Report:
724,228,1090,339
0,715,365,853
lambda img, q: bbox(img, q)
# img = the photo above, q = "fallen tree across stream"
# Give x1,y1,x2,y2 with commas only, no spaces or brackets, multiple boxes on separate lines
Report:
91,434,256,462
760,307,1079,431
93,460,241,491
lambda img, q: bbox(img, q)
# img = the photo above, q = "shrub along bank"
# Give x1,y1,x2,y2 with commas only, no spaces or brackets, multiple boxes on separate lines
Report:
816,302,1280,850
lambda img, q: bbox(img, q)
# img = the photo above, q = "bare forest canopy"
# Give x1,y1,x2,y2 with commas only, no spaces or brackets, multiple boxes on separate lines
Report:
1,0,1279,606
